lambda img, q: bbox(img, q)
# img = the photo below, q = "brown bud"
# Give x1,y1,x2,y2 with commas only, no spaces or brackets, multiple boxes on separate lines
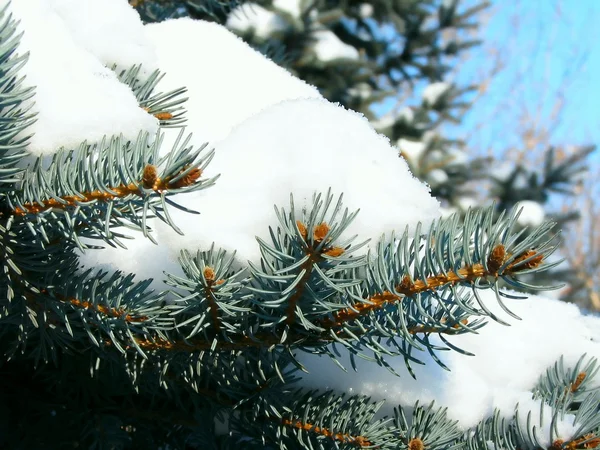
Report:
324,246,344,257
296,221,307,240
409,438,425,450
571,372,586,392
154,111,174,121
169,166,202,189
487,244,506,274
313,222,330,242
397,275,414,293
203,266,215,282
509,250,544,271
142,165,158,189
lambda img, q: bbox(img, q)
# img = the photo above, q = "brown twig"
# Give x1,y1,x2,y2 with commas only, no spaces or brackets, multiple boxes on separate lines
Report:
280,418,372,447
203,266,225,332
12,164,201,217
322,245,542,328
286,221,344,325
69,297,148,323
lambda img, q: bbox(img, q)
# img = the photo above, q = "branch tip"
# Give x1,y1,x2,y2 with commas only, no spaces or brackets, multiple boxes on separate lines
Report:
203,266,215,282
552,434,600,450
280,418,372,447
570,372,586,393
154,111,173,120
409,438,425,450
142,164,158,189
487,244,506,274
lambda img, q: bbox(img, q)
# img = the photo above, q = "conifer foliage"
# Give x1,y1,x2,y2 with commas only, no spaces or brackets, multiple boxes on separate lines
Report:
0,1,597,449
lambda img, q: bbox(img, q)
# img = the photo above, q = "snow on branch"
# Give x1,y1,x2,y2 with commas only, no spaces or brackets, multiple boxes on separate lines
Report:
6,0,160,155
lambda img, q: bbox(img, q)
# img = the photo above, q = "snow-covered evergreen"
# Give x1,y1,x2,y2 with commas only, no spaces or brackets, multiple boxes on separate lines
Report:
0,1,598,448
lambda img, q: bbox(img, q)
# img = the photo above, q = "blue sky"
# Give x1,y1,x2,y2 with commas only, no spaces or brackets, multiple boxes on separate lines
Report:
452,0,600,159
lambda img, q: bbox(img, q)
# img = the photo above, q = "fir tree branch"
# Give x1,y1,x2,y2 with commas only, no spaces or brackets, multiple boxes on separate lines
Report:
123,320,471,352
11,163,201,217
67,296,149,324
0,3,36,192
285,221,345,325
5,131,217,248
234,390,395,449
123,395,374,447
114,199,557,364
278,418,372,447
322,244,543,328
117,65,189,128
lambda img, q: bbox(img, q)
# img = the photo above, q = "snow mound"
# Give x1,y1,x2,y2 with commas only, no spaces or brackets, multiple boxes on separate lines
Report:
80,17,438,286
83,98,440,283
298,290,600,440
155,98,440,265
226,3,288,39
7,0,158,155
144,18,322,146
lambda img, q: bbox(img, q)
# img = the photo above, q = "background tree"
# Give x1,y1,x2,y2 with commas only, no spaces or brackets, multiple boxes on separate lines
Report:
447,0,599,310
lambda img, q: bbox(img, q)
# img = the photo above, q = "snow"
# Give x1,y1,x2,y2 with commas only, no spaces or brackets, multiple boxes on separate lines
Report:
515,200,546,227
312,30,360,62
273,0,303,18
493,161,515,182
398,138,426,163
7,0,158,156
80,17,327,284
47,0,158,79
423,81,451,106
226,3,288,40
359,3,374,18
157,98,439,264
439,205,459,218
144,18,322,144
427,168,449,185
297,290,600,440
372,114,396,132
348,82,372,100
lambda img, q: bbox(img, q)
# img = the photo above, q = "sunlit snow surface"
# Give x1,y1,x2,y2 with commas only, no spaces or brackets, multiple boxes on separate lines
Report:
144,18,322,144
298,290,600,444
154,98,441,267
